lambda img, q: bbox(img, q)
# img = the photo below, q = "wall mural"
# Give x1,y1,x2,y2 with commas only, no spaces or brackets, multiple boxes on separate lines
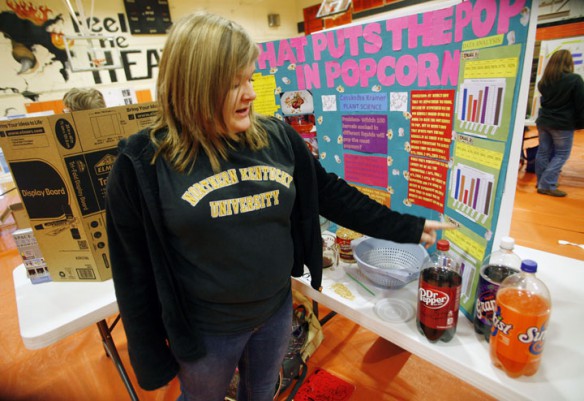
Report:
0,3,69,78
0,1,69,101
0,0,165,115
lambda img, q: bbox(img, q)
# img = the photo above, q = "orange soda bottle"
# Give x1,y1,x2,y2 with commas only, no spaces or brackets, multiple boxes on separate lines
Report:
490,259,551,378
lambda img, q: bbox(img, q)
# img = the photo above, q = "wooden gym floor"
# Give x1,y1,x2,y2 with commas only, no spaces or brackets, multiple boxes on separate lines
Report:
0,129,582,401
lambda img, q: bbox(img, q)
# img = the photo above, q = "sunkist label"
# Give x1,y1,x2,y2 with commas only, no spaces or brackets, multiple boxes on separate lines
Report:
491,289,549,363
418,283,460,329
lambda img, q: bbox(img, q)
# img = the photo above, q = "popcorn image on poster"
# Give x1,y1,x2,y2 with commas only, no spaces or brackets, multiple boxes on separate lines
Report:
322,95,337,112
390,92,408,112
520,7,530,26
507,31,516,45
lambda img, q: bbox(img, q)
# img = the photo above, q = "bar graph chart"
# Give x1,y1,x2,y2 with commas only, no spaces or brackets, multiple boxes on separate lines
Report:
457,78,506,136
449,241,476,306
450,163,495,225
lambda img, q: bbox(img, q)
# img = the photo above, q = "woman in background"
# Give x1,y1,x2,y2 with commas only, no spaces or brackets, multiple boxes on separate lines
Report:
535,49,584,197
62,87,106,112
106,12,453,401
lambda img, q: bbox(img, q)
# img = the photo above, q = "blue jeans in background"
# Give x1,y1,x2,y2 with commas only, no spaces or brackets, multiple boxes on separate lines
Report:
535,127,574,190
176,290,292,401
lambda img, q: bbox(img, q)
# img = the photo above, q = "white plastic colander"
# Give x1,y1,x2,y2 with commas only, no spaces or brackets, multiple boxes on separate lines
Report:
352,237,428,289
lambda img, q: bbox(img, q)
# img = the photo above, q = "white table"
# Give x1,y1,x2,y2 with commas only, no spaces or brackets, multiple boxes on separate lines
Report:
292,245,584,401
12,265,139,401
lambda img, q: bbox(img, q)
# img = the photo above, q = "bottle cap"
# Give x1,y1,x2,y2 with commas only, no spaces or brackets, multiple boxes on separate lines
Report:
436,239,449,251
521,259,537,273
500,236,515,250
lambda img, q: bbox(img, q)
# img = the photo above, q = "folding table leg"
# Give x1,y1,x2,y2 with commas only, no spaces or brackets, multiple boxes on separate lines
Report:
96,320,140,401
312,300,337,326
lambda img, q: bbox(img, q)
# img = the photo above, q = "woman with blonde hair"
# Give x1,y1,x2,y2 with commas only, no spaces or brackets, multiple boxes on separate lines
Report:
106,12,452,400
535,49,584,197
62,87,106,111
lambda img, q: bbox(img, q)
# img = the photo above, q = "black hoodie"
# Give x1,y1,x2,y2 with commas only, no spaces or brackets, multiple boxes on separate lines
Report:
105,116,425,390
536,72,584,130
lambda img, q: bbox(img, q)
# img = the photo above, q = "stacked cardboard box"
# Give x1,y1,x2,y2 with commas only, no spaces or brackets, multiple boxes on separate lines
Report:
0,102,158,281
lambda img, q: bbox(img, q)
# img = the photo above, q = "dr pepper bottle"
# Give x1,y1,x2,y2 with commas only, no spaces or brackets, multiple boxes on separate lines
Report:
416,239,462,343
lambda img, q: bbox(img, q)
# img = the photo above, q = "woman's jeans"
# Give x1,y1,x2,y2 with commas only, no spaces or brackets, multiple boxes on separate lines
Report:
535,127,574,190
176,291,292,401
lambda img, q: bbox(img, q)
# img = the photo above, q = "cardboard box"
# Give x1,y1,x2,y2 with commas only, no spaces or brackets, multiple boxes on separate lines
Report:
0,103,158,281
12,228,51,284
9,202,30,229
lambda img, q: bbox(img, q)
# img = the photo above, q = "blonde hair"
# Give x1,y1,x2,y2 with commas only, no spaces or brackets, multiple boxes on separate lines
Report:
538,49,574,90
63,88,106,111
151,12,268,173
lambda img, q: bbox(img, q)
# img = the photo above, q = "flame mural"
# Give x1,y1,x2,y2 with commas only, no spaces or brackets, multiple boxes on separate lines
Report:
0,0,71,81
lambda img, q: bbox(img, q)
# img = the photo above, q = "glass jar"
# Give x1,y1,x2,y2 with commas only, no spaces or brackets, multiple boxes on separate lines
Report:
335,227,363,263
322,232,339,269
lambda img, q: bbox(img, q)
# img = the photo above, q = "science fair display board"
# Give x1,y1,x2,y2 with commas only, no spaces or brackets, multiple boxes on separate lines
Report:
253,0,537,319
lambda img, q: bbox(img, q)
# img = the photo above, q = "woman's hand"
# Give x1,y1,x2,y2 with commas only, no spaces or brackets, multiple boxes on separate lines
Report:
420,220,457,248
